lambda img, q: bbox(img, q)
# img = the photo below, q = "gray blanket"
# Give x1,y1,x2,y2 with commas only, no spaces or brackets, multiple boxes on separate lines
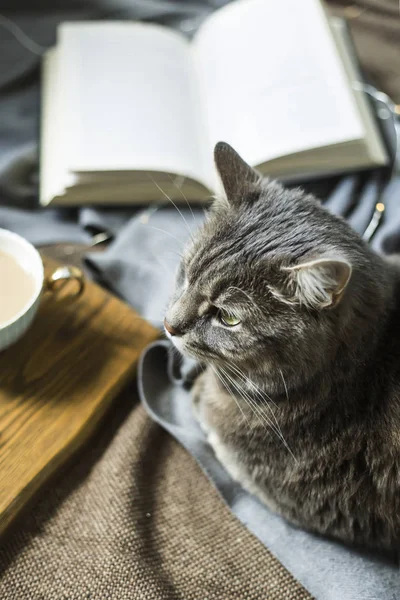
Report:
1,2,400,598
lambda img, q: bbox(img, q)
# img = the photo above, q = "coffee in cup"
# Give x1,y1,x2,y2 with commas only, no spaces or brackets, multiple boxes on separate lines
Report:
0,250,36,326
0,228,84,352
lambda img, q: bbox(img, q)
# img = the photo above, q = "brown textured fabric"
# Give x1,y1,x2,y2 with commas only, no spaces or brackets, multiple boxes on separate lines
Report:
0,388,311,599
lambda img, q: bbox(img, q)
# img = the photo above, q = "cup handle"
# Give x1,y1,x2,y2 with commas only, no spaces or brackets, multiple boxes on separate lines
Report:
44,266,85,298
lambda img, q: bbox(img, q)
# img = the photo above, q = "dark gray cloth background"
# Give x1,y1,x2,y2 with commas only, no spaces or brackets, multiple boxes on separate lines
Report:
0,1,400,598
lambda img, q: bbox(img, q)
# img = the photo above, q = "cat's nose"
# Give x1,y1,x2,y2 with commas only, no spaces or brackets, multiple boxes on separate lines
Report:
164,318,181,337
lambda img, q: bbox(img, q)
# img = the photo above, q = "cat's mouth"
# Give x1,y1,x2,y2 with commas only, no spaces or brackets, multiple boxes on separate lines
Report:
179,341,221,362
164,324,221,362
165,330,185,354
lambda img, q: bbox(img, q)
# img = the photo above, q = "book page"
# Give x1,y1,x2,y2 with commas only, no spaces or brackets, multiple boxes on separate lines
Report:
58,23,212,189
40,48,72,205
193,0,365,168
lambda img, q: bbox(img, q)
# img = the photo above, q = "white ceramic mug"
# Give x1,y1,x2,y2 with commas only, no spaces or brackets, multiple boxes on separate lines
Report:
0,228,84,352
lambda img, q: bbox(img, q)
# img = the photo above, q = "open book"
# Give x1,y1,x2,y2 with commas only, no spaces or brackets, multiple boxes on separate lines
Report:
40,0,388,206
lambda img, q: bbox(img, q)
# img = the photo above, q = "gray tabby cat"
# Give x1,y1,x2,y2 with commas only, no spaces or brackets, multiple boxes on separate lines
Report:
164,142,400,550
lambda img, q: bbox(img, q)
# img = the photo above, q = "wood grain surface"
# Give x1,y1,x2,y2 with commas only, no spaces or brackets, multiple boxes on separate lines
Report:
0,254,158,536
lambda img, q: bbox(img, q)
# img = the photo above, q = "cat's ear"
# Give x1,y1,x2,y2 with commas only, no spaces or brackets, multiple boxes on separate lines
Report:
284,257,352,309
214,142,261,207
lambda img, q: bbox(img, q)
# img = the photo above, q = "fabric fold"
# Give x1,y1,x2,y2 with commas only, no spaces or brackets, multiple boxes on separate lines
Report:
139,340,400,600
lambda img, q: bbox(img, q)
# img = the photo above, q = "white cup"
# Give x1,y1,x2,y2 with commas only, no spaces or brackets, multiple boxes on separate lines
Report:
0,228,84,352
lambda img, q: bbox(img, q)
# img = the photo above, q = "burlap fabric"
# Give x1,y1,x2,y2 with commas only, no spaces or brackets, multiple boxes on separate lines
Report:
0,386,310,599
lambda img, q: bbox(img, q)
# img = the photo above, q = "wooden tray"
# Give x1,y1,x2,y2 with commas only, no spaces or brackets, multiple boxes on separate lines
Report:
0,256,158,536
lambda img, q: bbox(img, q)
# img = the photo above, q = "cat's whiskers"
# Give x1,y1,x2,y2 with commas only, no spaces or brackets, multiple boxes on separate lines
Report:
225,362,291,454
220,372,287,452
167,174,196,223
218,365,285,443
226,362,280,411
225,362,287,444
217,366,271,435
210,364,249,428
279,368,290,402
222,363,298,463
164,249,184,261
147,173,194,242
145,225,183,247
145,248,176,275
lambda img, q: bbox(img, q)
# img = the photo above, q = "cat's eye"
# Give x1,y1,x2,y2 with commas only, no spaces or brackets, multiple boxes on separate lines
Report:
219,309,241,327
